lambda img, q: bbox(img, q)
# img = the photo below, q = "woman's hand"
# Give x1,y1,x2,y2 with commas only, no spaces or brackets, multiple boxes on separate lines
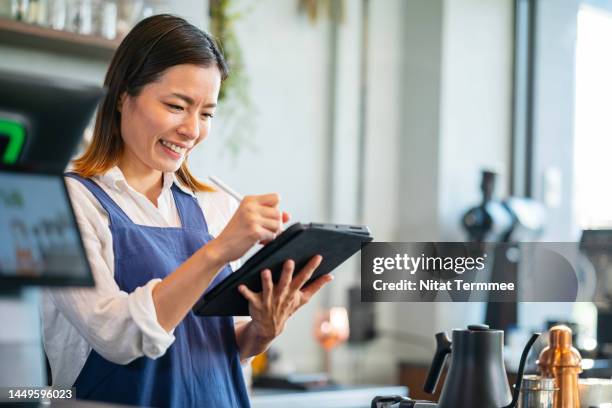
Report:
152,194,288,333
206,194,290,264
237,255,333,344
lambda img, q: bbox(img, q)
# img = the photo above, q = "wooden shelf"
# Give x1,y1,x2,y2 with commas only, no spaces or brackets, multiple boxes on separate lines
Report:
0,17,121,59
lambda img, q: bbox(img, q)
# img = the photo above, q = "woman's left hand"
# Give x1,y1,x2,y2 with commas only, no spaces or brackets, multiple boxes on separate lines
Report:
237,255,333,342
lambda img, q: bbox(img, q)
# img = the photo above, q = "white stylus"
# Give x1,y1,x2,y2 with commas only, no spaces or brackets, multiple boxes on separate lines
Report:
208,175,244,202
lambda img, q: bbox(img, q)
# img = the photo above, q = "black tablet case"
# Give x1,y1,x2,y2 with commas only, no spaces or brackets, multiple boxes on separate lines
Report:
193,223,372,316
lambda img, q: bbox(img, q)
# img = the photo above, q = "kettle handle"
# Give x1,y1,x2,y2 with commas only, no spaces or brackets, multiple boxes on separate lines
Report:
503,332,541,408
423,331,452,394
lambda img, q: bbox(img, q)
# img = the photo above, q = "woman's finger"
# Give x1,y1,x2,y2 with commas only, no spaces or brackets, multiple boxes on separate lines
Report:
282,211,291,223
258,216,281,234
290,255,323,292
255,225,277,242
299,274,334,306
261,269,273,308
238,284,262,309
276,259,294,298
255,193,281,207
259,206,281,221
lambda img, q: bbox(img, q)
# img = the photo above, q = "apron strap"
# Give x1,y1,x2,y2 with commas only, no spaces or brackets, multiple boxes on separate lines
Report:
64,172,134,227
171,184,210,233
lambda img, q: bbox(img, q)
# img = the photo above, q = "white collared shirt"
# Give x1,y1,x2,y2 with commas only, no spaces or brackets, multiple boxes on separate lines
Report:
41,166,244,387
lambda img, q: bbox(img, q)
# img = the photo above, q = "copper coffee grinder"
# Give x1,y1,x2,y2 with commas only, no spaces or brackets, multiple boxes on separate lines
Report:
537,325,582,408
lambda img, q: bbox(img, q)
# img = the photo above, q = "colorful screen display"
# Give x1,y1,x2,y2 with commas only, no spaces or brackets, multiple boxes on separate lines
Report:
0,119,26,165
0,171,90,283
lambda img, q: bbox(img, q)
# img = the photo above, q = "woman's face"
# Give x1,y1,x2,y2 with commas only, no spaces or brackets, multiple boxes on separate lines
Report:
119,63,221,174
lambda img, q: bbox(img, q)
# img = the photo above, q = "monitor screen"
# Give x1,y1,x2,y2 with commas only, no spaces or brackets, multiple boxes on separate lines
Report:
0,169,93,287
0,70,103,172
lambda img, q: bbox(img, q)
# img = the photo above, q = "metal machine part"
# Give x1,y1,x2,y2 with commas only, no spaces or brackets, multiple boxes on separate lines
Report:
518,375,556,408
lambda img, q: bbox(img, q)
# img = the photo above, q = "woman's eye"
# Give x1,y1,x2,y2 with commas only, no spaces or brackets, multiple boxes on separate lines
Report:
166,103,184,111
201,113,214,120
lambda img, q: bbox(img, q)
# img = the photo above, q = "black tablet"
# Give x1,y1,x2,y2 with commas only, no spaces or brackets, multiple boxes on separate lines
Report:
193,222,373,316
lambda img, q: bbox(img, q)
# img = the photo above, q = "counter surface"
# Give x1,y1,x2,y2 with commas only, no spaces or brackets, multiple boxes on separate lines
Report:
250,385,409,408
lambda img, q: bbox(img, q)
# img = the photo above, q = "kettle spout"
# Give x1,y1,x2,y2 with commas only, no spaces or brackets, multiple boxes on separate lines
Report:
503,333,540,408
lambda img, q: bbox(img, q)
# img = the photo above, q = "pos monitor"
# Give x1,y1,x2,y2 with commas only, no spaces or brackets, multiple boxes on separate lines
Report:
0,69,103,171
0,70,102,288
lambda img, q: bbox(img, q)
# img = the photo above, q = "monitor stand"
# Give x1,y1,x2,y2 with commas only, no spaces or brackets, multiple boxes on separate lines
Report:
0,289,46,388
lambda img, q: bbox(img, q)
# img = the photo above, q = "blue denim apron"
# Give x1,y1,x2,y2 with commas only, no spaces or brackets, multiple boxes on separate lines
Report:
65,173,250,408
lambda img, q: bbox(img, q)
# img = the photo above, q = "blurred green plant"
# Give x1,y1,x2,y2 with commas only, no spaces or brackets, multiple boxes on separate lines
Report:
298,0,345,24
209,0,256,158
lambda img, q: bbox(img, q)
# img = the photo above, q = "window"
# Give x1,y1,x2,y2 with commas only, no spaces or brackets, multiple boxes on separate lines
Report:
574,5,612,228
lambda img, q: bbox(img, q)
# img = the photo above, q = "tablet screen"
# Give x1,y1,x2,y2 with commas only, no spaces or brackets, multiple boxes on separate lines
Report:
0,171,92,286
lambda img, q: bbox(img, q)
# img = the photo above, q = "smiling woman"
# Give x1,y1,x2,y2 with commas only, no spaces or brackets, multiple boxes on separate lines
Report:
41,14,331,408
116,64,221,201
72,15,228,194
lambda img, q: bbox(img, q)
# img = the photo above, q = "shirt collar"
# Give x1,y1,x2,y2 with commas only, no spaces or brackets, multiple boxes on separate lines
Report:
167,172,198,197
97,166,196,197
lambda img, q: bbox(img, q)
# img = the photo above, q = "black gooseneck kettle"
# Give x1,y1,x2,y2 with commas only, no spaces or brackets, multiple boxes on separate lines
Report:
372,324,540,408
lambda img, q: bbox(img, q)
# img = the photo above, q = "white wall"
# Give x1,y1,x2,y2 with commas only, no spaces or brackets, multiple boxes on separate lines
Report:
435,0,514,333
438,0,513,241
393,0,446,370
517,0,580,333
532,0,579,242
0,45,106,83
333,0,406,385
193,0,330,226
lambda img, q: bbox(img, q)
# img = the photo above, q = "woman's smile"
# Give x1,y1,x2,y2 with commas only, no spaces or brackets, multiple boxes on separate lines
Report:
159,139,189,159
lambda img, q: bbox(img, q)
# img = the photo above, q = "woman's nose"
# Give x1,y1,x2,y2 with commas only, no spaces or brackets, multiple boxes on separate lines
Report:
177,113,200,140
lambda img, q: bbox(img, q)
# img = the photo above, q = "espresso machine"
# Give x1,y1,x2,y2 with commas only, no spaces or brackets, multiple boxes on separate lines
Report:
461,170,546,333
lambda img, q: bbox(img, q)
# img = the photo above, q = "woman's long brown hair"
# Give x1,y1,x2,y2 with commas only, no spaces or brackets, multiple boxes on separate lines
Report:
72,14,229,192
